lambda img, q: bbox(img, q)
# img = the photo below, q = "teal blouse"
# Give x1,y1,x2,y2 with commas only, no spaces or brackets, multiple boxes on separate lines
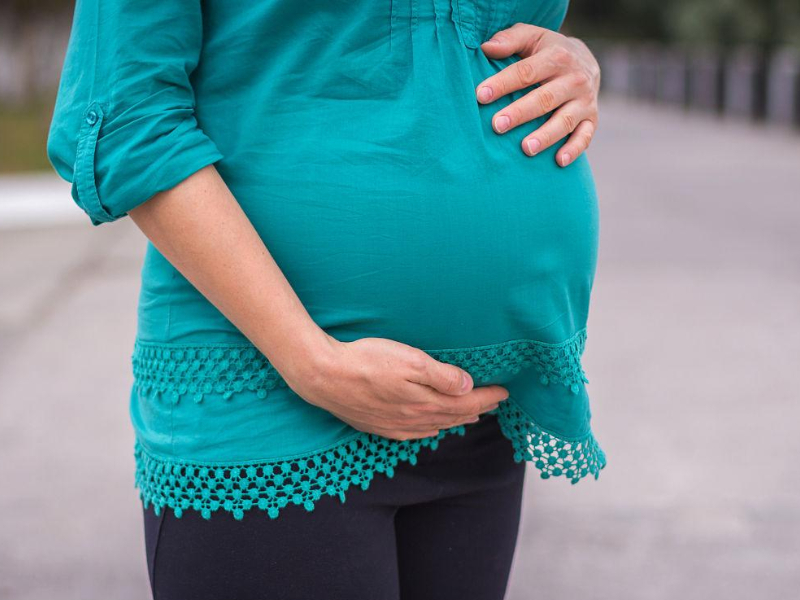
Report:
48,0,606,521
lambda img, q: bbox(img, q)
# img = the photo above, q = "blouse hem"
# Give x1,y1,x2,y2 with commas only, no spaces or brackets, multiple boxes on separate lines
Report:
133,395,606,521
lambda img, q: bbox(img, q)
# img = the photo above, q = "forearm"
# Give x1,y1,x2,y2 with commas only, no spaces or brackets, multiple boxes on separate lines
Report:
127,164,334,382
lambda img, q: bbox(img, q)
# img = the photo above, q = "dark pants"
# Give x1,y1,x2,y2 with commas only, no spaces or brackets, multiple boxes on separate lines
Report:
141,412,527,600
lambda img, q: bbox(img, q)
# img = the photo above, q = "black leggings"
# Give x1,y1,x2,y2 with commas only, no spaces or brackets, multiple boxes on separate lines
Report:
141,412,527,600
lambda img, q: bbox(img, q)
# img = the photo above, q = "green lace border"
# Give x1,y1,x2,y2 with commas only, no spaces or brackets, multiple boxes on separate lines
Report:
135,397,607,521
131,328,590,404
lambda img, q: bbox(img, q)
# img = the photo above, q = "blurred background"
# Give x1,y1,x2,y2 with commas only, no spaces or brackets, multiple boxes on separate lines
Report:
1,1,799,599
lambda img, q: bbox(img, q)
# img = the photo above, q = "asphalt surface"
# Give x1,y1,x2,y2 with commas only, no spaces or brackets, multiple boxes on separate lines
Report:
1,97,799,599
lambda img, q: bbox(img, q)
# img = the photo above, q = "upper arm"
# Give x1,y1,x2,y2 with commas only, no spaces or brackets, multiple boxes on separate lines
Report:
46,0,223,226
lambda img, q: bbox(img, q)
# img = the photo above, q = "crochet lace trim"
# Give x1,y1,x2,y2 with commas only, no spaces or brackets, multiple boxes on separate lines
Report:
131,328,589,403
134,397,606,521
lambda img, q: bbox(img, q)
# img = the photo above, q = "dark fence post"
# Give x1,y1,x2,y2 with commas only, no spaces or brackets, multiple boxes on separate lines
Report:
563,38,798,132
766,47,800,129
688,47,725,115
630,43,660,102
723,46,768,121
594,42,632,97
656,47,689,108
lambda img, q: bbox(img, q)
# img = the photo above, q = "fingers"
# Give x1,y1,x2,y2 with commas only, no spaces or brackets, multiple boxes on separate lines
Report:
555,118,597,167
347,401,501,442
339,383,509,441
378,380,508,426
479,22,549,60
520,99,592,158
388,392,506,439
475,30,600,157
403,355,508,415
424,402,501,429
406,353,473,396
489,78,573,135
330,341,513,442
430,384,509,417
476,49,561,107
348,419,443,441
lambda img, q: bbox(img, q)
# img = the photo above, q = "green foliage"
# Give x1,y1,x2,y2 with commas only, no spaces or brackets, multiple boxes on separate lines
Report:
0,95,58,173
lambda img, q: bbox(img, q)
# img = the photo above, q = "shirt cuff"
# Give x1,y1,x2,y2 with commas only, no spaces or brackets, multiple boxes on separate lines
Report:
72,101,224,226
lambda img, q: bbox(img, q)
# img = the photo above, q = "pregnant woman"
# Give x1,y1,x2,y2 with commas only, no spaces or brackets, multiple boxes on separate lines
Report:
48,0,605,598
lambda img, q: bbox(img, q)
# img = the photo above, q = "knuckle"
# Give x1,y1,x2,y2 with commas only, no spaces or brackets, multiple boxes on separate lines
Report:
531,29,553,53
572,70,591,89
416,402,438,415
442,369,464,394
515,60,537,86
510,22,528,36
551,45,573,67
561,112,577,132
540,29,557,42
397,404,419,419
439,400,462,416
466,399,483,415
405,352,428,376
536,88,556,113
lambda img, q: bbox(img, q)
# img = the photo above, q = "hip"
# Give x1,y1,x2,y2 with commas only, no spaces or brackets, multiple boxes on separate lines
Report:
141,412,526,600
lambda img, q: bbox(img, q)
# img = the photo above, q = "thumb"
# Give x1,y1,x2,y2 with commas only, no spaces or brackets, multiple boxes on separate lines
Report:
480,23,548,59
425,360,474,396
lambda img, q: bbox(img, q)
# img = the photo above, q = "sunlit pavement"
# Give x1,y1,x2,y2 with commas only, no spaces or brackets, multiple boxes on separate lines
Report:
1,97,799,599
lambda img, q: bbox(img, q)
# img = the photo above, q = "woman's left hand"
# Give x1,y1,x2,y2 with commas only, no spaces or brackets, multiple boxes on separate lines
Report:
475,22,601,167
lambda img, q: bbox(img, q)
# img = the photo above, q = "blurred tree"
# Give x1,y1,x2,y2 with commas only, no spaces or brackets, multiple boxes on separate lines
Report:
5,0,74,12
567,0,800,49
667,0,800,48
1,0,74,101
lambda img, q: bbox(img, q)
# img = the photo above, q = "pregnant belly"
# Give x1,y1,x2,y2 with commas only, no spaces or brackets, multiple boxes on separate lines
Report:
227,127,600,351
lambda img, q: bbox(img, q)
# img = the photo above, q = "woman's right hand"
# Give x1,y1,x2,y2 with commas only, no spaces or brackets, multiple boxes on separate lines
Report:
280,334,510,441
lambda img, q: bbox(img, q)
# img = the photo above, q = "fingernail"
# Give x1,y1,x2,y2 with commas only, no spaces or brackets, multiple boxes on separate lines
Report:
477,86,493,103
525,138,541,156
561,152,572,166
484,37,500,45
470,415,481,423
494,115,510,133
461,372,471,392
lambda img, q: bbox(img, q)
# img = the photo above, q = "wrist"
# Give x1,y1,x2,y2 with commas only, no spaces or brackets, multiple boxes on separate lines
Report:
260,322,342,392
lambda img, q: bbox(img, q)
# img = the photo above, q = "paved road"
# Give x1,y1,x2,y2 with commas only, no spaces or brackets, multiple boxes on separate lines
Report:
1,98,799,600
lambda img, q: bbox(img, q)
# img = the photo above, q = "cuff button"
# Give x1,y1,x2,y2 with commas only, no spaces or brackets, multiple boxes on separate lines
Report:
86,110,98,125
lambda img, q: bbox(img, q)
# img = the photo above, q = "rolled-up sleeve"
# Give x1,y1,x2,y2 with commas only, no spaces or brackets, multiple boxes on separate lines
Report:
46,0,223,226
